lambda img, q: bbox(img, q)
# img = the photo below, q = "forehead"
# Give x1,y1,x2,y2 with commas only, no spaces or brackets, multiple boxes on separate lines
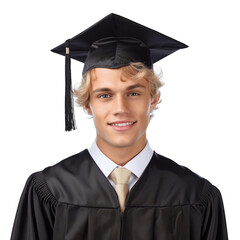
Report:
89,68,149,90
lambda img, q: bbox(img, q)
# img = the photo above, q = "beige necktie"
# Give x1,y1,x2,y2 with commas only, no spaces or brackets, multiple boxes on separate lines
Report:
109,167,131,212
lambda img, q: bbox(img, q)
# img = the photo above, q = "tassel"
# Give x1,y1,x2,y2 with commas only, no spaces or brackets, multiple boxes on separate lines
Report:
65,40,76,131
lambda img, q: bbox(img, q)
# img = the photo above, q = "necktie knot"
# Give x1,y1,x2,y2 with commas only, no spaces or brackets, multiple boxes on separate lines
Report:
109,167,131,185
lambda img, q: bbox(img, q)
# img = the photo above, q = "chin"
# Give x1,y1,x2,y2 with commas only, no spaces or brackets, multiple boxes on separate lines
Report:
106,136,139,149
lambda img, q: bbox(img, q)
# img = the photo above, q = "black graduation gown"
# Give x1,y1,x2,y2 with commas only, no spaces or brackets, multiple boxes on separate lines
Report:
11,150,228,240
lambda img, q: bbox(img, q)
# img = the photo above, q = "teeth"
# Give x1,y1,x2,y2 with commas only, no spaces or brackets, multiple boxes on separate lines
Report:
111,122,134,127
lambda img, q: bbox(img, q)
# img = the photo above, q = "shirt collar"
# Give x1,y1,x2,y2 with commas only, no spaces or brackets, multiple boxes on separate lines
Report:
88,140,153,178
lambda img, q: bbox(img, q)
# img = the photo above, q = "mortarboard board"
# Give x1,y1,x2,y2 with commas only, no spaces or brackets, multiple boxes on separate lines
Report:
51,13,188,131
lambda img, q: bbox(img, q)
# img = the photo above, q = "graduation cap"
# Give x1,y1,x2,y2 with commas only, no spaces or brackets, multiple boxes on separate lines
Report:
51,13,188,131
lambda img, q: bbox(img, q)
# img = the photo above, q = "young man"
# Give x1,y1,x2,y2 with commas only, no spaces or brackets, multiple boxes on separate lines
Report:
11,13,228,240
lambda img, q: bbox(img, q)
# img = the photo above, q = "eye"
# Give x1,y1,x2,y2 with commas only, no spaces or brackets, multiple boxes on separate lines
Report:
128,92,140,97
99,94,111,99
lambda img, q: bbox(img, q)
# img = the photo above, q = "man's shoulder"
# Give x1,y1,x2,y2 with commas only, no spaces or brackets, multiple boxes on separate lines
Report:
152,152,215,203
42,149,91,177
153,151,204,178
31,149,95,203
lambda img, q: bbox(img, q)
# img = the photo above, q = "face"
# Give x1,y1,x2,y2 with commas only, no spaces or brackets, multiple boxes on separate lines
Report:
87,68,159,150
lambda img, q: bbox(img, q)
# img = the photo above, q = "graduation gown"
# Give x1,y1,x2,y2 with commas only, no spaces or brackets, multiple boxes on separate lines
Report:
11,150,228,240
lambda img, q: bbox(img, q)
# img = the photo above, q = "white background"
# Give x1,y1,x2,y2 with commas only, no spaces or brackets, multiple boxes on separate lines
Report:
1,0,239,239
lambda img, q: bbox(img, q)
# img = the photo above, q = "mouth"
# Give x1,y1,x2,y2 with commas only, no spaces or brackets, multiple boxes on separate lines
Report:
107,121,137,127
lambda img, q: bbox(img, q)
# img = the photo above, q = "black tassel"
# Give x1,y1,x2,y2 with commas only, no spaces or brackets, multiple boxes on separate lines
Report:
65,40,76,131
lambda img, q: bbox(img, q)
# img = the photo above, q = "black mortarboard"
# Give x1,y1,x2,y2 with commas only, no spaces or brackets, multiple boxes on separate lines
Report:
51,13,188,131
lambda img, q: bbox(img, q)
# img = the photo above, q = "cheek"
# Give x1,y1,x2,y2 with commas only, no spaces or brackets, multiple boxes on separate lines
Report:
90,103,108,125
142,101,152,123
133,101,151,123
140,99,151,115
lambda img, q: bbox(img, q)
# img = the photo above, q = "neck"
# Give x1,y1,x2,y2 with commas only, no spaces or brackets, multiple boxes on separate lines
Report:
96,135,147,166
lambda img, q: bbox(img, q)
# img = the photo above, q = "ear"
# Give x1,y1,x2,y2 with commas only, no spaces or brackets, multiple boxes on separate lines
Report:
85,103,92,115
150,93,160,112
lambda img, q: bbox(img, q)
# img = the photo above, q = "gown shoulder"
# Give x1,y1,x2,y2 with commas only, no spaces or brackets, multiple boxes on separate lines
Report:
11,171,57,240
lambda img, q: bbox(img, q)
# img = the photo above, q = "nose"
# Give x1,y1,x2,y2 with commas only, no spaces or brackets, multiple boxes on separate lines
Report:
113,94,129,115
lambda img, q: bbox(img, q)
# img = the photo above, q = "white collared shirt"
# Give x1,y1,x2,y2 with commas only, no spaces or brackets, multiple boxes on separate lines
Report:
88,140,153,191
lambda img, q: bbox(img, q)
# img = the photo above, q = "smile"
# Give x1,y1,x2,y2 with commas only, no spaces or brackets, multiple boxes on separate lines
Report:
107,121,137,132
110,122,135,127
108,121,137,127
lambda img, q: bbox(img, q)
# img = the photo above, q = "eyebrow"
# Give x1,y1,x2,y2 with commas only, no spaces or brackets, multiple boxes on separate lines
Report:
92,84,146,94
